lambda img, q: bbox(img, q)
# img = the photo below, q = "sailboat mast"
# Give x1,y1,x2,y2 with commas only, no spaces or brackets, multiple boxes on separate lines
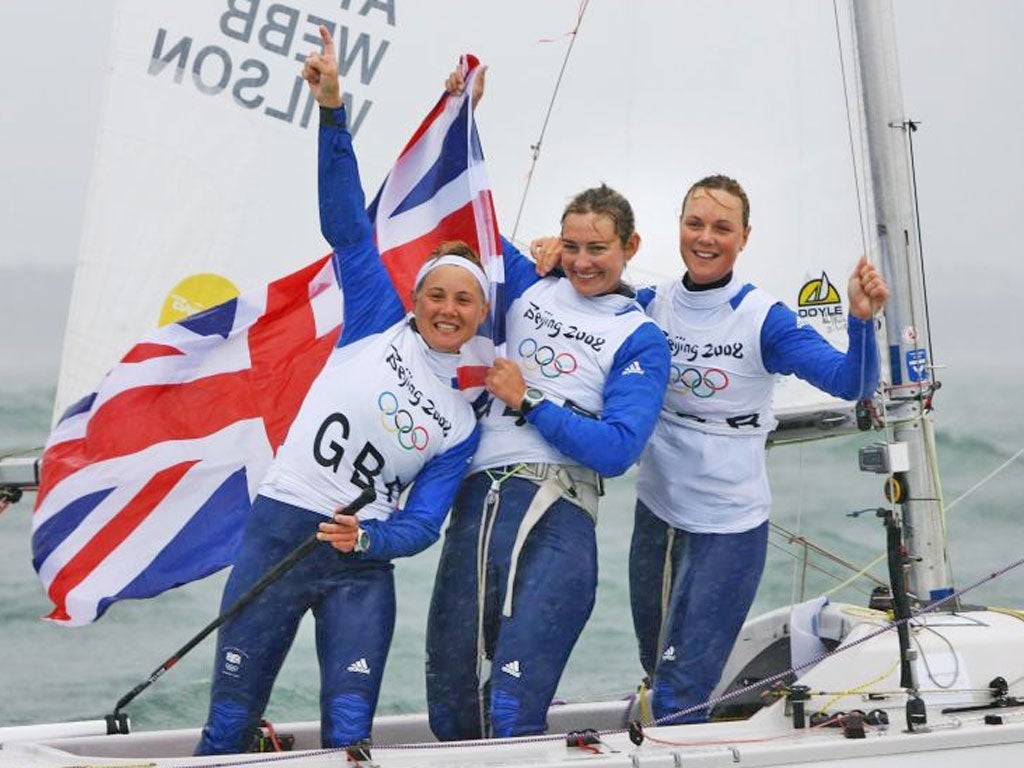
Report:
850,0,953,603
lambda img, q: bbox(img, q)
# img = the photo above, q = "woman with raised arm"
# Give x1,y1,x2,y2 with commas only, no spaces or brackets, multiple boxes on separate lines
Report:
195,27,488,755
425,71,670,740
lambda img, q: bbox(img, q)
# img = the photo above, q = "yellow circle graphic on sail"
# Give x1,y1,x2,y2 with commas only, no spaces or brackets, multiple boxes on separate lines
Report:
159,274,240,327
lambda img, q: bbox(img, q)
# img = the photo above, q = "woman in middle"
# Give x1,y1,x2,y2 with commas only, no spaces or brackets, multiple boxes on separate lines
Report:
426,73,671,742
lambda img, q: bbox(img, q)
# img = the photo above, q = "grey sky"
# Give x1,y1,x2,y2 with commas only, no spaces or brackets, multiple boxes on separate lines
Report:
1,1,1022,379
1,2,116,271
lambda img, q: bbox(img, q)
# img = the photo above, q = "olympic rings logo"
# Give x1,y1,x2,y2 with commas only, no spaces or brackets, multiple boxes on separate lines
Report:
518,338,578,379
669,366,729,398
378,391,429,451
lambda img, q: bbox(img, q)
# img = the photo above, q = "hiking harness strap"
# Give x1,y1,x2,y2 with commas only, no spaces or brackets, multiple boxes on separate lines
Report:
656,527,676,659
471,462,603,736
484,463,603,618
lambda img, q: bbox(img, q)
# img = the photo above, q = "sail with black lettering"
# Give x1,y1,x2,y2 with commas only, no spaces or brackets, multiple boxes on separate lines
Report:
56,1,865,441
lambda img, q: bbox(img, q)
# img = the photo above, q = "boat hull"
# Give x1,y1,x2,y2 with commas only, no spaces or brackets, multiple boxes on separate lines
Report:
6,606,1024,767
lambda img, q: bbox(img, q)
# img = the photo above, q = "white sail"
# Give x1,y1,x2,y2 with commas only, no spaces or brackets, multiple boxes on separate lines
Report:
57,0,868,429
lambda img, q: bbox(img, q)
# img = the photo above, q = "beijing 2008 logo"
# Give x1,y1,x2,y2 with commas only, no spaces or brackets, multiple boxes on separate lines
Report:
378,391,429,451
518,338,578,378
669,365,729,398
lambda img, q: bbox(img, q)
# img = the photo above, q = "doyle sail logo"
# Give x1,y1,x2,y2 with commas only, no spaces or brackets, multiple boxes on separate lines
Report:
797,272,843,320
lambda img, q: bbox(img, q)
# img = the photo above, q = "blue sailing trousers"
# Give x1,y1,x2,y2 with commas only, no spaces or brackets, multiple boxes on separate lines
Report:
195,496,395,754
426,472,597,739
629,500,768,724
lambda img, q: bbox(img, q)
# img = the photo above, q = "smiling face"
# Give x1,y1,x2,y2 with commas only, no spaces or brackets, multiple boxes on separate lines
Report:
560,212,639,297
679,186,751,286
412,264,489,353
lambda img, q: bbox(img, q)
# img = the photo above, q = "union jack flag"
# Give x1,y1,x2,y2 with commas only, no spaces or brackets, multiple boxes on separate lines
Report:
32,56,502,626
371,55,504,392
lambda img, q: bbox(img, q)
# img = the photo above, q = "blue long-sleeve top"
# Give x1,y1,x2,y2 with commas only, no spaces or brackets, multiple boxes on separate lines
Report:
317,104,479,561
635,280,879,402
761,305,878,399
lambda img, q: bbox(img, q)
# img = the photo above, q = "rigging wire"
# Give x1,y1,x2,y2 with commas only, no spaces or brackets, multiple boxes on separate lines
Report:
835,0,896,444
821,552,886,598
768,538,877,599
789,449,809,604
897,121,957,585
509,0,591,241
924,413,957,588
833,0,891,414
780,0,884,600
903,122,957,589
832,0,870,258
905,119,940,368
772,521,888,591
945,447,1024,512
779,3,902,598
795,445,1024,599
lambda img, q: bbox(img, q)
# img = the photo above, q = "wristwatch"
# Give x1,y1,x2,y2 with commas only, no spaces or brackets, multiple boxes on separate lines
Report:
519,387,546,414
354,527,370,554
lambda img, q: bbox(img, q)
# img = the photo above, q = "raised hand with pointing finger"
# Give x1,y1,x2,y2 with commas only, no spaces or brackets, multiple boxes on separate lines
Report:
303,25,342,108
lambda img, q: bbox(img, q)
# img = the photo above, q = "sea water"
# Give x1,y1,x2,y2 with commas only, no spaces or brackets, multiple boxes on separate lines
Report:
1,272,1022,730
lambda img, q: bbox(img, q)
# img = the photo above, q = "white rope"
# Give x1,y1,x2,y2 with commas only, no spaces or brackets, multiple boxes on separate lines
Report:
945,447,1024,512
